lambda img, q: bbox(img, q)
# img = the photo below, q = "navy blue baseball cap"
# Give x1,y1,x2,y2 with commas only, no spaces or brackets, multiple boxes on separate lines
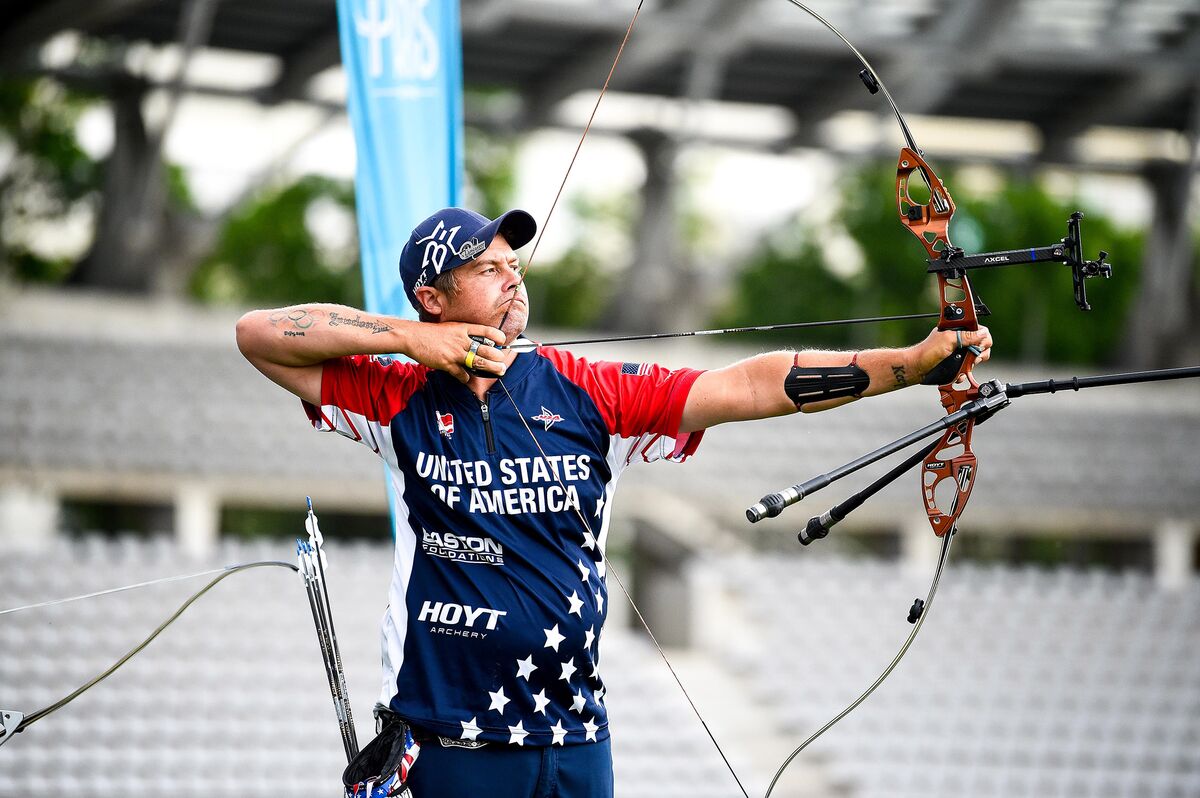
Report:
398,207,537,310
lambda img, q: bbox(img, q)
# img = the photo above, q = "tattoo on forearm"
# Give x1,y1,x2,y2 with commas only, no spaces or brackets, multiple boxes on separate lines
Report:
284,330,305,337
269,308,324,332
328,311,393,335
891,365,908,388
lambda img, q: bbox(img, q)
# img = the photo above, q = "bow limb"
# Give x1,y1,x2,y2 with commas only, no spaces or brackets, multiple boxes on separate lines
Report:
1,561,297,746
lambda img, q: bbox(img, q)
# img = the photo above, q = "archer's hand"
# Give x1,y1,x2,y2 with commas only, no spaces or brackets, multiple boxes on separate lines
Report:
911,325,993,380
407,322,507,383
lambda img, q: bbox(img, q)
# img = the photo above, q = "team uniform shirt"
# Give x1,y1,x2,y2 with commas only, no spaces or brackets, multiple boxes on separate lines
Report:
303,346,705,747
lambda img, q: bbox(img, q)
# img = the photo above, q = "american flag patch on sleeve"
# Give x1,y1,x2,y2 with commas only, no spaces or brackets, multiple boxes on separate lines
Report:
621,362,651,376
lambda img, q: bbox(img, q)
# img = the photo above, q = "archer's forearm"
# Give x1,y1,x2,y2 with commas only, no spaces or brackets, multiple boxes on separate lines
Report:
235,304,419,367
682,346,921,430
752,346,919,413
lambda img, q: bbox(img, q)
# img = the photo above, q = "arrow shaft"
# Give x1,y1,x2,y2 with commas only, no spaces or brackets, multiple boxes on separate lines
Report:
509,310,952,353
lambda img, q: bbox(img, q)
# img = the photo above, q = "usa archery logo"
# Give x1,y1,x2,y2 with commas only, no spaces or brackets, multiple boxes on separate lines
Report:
531,406,564,431
436,411,455,439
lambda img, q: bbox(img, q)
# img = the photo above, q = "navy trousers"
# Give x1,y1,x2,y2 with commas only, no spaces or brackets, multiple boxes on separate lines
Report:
405,738,613,798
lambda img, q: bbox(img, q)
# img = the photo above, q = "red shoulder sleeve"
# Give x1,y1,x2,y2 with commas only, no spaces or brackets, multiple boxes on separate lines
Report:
538,347,704,442
302,356,430,445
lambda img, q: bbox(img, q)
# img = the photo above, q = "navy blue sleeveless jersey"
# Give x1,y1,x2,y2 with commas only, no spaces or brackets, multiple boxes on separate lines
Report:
303,347,705,747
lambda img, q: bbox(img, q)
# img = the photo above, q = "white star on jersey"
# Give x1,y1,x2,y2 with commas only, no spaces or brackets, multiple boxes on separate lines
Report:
595,589,605,615
584,624,596,649
584,719,599,742
550,719,568,746
577,559,590,583
594,496,605,517
567,590,584,617
508,720,529,746
488,687,510,714
532,688,550,715
460,717,482,741
560,657,577,683
582,530,597,550
571,689,586,714
543,624,566,651
516,655,536,680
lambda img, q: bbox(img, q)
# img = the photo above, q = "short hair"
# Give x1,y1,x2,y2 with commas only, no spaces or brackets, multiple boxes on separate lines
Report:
416,268,461,322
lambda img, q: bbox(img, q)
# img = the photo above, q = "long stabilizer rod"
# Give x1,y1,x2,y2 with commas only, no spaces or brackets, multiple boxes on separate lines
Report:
1005,365,1200,397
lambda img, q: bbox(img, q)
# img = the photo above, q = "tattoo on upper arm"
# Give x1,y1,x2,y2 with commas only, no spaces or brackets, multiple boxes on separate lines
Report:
269,308,325,332
891,365,908,387
328,311,392,334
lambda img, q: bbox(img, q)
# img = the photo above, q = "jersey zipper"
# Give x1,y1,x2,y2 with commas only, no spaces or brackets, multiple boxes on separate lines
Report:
479,396,496,454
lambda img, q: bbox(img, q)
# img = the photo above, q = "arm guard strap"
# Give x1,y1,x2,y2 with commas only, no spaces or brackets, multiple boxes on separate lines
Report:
784,353,869,409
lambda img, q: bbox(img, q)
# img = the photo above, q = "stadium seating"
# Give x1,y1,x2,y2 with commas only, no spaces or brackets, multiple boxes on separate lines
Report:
708,549,1200,798
0,535,736,798
5,535,1197,797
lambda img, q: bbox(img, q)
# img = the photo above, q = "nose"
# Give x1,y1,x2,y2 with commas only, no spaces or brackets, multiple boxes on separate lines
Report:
503,263,523,292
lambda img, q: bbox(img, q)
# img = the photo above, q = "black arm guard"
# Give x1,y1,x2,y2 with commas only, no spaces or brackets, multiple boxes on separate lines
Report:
784,355,869,409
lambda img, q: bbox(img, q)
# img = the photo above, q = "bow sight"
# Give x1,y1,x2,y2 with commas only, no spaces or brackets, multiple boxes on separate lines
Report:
927,211,1112,313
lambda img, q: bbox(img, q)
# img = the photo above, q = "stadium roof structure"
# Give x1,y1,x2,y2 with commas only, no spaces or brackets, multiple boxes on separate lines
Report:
2,0,1198,159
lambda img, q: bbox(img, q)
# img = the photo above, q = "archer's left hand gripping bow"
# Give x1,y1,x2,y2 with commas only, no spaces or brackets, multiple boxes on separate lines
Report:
747,42,1112,538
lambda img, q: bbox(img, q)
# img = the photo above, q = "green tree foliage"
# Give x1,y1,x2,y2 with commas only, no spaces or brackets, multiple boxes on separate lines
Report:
0,78,102,282
716,162,1145,365
461,126,619,328
524,193,628,328
190,127,520,308
464,128,517,220
189,176,362,306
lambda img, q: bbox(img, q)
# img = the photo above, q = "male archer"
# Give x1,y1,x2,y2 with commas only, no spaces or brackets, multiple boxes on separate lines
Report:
236,206,992,798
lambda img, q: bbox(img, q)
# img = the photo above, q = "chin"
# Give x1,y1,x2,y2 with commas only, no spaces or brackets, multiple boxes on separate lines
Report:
500,308,529,342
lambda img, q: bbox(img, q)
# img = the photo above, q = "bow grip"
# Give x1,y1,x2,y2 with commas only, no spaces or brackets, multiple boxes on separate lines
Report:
922,345,980,386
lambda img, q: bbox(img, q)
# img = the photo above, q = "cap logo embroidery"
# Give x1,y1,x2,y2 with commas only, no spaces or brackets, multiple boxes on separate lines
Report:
457,237,486,261
416,221,463,276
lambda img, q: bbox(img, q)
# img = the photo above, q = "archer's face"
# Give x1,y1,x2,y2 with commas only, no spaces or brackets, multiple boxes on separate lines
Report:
441,234,528,340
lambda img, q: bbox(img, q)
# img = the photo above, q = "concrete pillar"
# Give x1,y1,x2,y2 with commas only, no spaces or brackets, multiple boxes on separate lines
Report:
0,483,59,551
1123,157,1198,367
630,522,693,647
1153,519,1196,591
604,128,689,333
175,482,219,557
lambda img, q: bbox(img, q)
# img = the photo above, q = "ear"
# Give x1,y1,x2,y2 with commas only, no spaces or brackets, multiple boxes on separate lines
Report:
413,286,445,320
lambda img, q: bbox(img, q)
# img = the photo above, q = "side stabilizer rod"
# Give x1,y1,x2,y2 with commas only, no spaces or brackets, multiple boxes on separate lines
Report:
747,364,1200,526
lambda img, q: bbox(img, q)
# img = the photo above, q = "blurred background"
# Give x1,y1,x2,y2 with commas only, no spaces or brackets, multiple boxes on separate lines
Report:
1,0,1198,796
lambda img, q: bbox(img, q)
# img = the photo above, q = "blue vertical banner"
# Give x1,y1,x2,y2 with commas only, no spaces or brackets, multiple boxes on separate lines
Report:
337,0,463,531
336,0,464,316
